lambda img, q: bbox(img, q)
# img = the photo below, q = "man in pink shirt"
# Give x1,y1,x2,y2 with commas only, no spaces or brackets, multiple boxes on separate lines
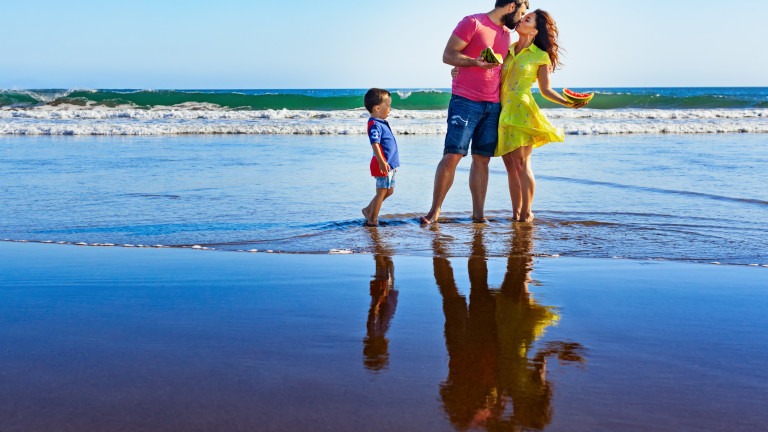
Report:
420,0,529,225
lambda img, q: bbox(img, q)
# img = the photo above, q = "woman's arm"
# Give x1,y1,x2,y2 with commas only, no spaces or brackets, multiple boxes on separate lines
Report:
537,65,585,108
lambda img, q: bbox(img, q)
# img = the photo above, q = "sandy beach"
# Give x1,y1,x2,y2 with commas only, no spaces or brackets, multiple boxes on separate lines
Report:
1,240,766,431
3,0,768,428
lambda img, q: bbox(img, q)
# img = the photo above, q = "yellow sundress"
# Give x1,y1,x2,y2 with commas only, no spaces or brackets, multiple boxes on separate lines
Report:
495,42,565,157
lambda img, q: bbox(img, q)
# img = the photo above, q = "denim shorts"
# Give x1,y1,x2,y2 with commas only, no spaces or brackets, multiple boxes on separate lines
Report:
444,95,501,157
375,169,396,189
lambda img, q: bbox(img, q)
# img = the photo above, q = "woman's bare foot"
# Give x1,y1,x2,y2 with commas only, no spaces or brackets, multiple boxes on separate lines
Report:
472,217,489,223
364,221,379,227
362,207,370,221
519,212,535,223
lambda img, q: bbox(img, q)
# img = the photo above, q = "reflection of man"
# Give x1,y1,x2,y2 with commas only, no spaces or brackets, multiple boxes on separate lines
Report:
363,229,398,372
435,226,499,428
420,1,529,225
434,224,584,430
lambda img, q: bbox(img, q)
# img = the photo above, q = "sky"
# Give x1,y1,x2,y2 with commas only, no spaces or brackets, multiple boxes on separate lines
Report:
2,0,767,89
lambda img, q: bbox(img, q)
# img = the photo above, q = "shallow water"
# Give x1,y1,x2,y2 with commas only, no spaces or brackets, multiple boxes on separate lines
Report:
1,133,766,264
1,242,766,431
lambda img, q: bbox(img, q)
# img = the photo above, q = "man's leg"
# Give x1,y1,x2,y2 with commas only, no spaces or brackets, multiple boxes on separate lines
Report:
423,153,463,224
469,155,491,222
469,101,501,223
422,95,478,224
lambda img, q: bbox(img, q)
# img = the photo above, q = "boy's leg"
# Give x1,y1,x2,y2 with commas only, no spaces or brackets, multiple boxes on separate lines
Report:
363,170,395,225
364,188,389,226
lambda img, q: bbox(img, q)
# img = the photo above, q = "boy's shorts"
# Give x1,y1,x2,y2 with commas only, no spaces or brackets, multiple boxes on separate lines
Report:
375,169,396,189
444,94,500,157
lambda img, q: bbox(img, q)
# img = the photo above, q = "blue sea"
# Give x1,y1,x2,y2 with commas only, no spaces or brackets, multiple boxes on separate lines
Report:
1,88,767,265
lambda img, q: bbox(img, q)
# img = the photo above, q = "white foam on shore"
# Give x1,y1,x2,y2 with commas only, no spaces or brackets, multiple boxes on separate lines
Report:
1,107,768,136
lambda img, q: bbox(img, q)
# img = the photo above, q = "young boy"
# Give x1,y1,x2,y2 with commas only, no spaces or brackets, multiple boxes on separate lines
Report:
361,88,400,227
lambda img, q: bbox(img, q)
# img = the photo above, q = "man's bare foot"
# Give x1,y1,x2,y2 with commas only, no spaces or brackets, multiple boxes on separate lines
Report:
519,212,535,223
419,210,440,225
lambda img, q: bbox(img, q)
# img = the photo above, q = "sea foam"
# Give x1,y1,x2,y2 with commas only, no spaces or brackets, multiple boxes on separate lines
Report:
1,107,768,135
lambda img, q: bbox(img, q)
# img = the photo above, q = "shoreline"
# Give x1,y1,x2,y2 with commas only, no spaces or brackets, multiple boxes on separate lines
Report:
2,238,766,268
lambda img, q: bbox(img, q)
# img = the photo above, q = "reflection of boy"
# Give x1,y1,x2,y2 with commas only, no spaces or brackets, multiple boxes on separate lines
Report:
361,88,400,227
363,254,398,371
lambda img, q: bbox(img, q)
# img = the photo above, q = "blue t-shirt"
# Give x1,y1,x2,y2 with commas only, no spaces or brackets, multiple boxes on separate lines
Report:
367,117,400,169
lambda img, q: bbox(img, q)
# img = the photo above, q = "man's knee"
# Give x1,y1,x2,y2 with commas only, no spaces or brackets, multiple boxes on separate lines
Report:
471,154,491,167
440,153,463,169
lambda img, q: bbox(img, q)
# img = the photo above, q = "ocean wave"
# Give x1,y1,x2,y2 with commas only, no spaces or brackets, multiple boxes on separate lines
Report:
3,107,767,121
3,88,768,110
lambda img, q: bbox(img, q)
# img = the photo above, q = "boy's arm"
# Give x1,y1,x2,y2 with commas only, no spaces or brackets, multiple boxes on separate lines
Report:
371,143,389,173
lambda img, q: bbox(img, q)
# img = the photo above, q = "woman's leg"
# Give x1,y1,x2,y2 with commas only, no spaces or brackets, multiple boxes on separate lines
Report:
501,151,523,220
518,145,535,222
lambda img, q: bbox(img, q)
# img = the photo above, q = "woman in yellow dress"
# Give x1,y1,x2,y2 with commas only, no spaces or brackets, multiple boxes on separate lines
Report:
497,10,585,222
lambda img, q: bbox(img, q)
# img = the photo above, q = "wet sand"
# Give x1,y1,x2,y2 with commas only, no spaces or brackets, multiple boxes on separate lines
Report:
1,240,766,431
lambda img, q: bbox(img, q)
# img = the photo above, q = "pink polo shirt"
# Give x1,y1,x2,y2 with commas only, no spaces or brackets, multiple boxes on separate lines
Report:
451,14,512,103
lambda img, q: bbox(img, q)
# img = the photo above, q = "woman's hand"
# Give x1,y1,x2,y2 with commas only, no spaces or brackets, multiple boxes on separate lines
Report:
569,101,588,109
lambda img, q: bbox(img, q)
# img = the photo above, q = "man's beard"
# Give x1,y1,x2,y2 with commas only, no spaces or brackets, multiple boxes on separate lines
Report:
502,12,521,29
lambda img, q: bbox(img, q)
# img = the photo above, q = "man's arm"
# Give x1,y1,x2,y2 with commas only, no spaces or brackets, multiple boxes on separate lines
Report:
442,34,499,70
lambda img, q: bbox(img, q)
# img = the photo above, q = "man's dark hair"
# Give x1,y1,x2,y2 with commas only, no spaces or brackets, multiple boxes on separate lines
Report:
364,88,391,113
495,0,529,10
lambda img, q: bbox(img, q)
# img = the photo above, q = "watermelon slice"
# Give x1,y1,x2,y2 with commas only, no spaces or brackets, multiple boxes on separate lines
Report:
480,47,503,64
563,88,594,104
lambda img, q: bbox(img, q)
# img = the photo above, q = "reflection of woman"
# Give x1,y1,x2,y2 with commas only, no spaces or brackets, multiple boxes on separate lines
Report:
496,224,559,429
433,224,584,430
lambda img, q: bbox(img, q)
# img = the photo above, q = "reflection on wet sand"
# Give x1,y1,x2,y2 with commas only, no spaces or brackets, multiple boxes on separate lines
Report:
433,224,586,431
363,227,398,372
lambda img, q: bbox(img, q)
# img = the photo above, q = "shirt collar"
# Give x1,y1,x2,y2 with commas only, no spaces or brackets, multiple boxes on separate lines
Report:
511,42,542,55
370,117,389,125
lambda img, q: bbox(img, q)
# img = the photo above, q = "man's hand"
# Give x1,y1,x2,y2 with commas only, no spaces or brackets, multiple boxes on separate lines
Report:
474,56,501,70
